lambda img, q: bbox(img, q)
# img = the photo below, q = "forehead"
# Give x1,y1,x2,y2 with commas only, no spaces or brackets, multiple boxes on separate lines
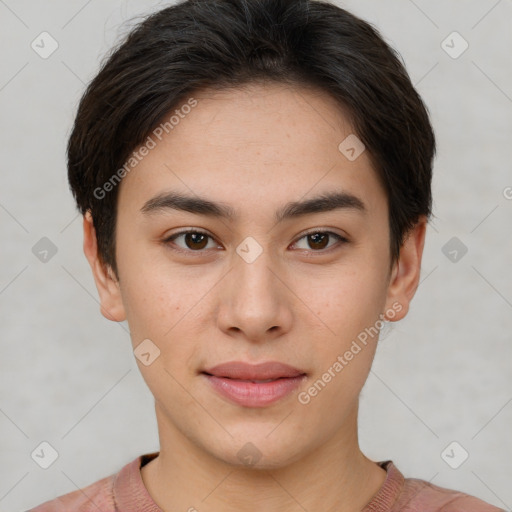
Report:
117,83,387,221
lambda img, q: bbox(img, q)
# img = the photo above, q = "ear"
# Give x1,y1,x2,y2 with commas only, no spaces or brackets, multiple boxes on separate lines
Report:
83,211,126,322
383,215,427,322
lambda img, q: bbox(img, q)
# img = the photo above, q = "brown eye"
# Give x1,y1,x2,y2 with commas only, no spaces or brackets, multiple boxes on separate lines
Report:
183,232,209,250
164,230,216,252
293,231,348,252
307,232,329,250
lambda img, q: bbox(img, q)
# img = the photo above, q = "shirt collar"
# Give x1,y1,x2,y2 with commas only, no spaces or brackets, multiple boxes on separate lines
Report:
114,453,404,512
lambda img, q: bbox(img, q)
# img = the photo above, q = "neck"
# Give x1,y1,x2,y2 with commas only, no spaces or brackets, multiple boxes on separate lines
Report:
141,402,387,512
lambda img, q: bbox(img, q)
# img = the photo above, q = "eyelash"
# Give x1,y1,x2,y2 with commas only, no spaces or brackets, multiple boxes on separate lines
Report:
162,229,349,255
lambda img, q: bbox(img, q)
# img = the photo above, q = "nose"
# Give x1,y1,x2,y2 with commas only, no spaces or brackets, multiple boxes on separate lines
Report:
216,245,293,343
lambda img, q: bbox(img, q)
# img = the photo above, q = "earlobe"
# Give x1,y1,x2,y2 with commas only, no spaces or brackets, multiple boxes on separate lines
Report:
384,216,427,322
82,211,127,323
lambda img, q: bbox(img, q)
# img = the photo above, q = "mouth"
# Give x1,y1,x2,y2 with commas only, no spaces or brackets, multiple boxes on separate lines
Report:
201,373,300,383
200,361,307,407
201,360,307,380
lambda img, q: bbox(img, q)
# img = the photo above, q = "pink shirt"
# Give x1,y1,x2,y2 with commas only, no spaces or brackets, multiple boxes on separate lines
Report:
28,452,504,511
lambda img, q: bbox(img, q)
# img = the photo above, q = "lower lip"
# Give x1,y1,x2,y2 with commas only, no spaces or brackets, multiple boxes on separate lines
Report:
202,373,306,407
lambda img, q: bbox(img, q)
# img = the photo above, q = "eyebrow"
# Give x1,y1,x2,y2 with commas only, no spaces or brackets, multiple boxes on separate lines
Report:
140,190,367,223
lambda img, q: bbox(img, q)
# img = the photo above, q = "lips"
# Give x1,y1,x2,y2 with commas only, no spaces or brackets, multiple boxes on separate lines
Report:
202,361,306,381
201,361,307,407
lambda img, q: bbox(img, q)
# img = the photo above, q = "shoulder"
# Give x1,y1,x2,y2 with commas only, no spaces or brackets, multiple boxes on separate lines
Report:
396,475,505,511
27,473,116,512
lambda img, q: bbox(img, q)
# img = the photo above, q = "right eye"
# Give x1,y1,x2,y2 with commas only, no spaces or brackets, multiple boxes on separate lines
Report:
163,229,221,253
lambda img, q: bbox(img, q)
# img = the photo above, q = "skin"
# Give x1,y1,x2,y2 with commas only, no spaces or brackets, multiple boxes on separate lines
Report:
83,83,426,512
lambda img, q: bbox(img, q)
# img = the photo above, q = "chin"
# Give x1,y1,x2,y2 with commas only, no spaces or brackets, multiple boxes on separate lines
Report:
206,430,308,471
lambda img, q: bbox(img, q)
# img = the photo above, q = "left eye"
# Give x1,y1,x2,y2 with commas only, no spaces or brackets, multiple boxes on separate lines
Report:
293,231,348,251
165,230,218,251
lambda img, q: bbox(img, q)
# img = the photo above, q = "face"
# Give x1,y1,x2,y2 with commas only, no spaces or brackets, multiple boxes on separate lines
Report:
85,83,425,469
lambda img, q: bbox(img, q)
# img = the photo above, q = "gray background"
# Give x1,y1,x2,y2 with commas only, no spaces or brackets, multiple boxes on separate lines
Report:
1,1,511,511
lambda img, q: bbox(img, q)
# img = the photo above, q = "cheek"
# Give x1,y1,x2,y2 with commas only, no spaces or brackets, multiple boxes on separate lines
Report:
118,253,212,373
117,253,182,342
120,270,201,392
301,263,387,334
296,270,385,413
124,282,187,343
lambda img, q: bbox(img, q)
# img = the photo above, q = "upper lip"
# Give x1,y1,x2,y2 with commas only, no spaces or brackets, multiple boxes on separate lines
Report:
202,361,306,380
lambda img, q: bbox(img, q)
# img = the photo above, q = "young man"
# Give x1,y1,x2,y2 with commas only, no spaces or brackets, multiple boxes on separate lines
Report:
29,0,503,510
